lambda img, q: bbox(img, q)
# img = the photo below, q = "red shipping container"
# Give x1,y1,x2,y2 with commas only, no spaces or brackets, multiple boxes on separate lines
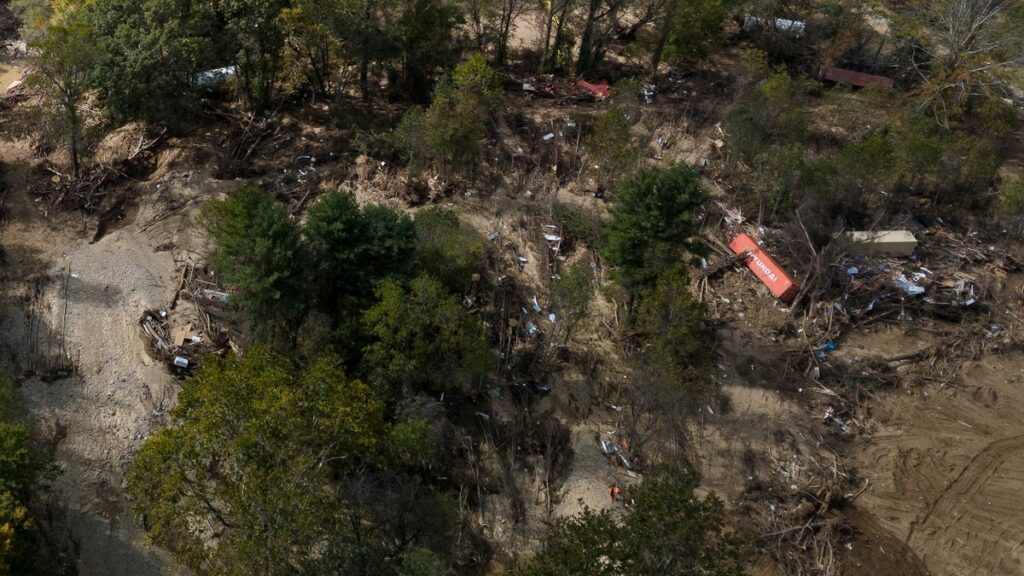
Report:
729,233,800,303
574,79,610,99
818,66,894,91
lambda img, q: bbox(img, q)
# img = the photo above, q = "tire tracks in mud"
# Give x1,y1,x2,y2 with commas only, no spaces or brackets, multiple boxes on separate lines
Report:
907,433,1024,554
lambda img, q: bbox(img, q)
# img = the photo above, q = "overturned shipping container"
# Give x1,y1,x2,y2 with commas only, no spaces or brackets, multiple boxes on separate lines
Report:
729,233,801,303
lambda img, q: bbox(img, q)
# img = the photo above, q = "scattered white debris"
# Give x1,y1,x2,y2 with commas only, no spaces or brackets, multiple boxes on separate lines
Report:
195,65,238,88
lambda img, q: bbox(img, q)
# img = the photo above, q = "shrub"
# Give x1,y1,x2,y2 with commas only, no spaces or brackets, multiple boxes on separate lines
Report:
550,260,596,346
836,132,897,195
999,175,1024,232
515,466,747,576
660,0,726,63
588,106,642,187
725,72,807,164
635,264,713,385
891,113,1001,199
553,203,604,249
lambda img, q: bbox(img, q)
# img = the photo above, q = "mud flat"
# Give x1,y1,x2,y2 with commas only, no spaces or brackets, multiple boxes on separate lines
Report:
851,351,1024,576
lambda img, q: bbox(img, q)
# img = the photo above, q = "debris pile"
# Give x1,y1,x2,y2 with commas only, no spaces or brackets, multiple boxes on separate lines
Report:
696,203,1023,575
818,66,894,91
740,438,860,576
41,164,122,212
700,206,1021,393
39,128,165,211
599,436,635,472
138,264,237,376
516,74,613,104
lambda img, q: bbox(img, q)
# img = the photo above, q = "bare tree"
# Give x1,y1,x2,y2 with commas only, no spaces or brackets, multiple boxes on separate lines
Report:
464,0,529,65
463,0,492,53
494,0,529,65
576,0,632,75
918,0,1024,124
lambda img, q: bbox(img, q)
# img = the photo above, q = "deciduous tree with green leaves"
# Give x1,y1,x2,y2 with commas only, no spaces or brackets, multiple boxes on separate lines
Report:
27,9,97,177
335,0,399,100
0,372,53,575
281,0,343,97
397,53,502,175
87,0,214,124
537,0,575,73
223,0,289,111
127,349,392,574
363,275,491,395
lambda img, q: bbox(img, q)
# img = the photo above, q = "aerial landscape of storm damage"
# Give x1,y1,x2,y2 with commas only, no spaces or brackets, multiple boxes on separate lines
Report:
0,0,1023,574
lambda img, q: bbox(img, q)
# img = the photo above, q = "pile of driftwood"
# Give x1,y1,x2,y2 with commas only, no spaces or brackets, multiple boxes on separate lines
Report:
794,228,1022,391
205,109,287,165
740,439,862,576
42,128,166,211
43,165,121,211
698,205,1022,399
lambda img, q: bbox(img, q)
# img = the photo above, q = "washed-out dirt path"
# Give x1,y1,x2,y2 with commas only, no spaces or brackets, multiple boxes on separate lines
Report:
1,150,179,574
0,123,206,573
